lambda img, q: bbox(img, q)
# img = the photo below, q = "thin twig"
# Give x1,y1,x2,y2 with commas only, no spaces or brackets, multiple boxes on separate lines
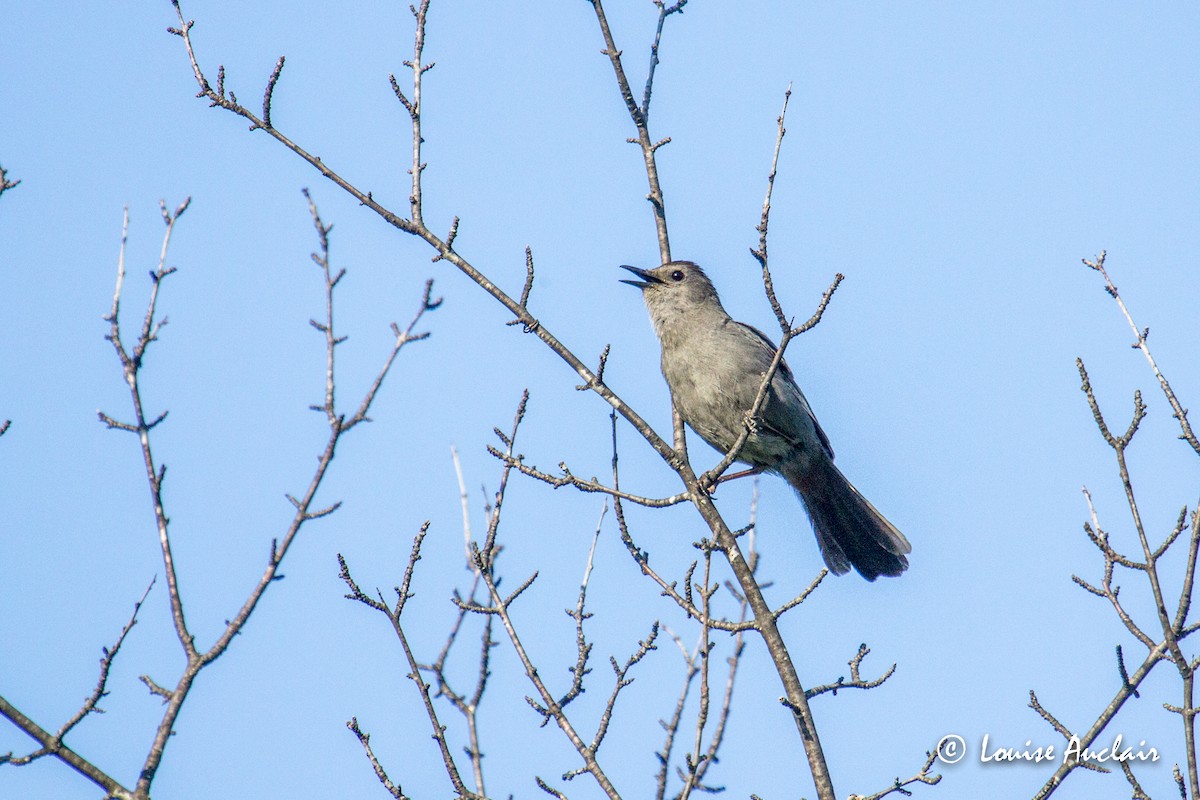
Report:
489,447,691,508
0,163,19,199
1083,252,1200,455
451,445,474,566
589,0,678,262
340,527,480,799
346,717,410,800
655,625,699,800
751,84,793,331
847,750,941,800
560,503,608,712
0,581,156,800
677,548,715,800
481,391,529,570
805,644,897,701
470,542,624,798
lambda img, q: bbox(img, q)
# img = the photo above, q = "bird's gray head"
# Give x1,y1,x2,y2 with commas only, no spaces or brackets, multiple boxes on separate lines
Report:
620,261,728,335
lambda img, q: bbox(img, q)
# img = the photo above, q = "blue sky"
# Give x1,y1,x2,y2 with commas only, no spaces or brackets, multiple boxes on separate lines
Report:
3,2,1199,799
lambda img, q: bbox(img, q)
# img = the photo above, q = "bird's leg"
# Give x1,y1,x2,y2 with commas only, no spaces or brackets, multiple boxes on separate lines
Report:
718,466,764,483
699,464,764,495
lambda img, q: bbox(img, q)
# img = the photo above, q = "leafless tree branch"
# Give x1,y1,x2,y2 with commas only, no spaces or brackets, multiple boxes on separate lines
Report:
339,525,481,800
587,0,681,262
1082,252,1200,455
0,581,155,798
0,192,433,800
1033,254,1200,799
346,716,410,800
805,644,897,701
848,749,941,800
0,163,19,199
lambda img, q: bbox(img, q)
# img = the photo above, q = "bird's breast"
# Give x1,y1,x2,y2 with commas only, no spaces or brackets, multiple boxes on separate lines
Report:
659,337,792,468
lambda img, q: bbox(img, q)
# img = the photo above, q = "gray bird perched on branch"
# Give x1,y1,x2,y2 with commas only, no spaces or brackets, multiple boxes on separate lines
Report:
621,261,910,581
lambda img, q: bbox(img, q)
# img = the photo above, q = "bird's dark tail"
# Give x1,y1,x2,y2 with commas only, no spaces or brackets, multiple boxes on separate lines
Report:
780,455,910,581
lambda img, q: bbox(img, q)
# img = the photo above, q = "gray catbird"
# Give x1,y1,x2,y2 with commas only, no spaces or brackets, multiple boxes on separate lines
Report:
621,260,910,580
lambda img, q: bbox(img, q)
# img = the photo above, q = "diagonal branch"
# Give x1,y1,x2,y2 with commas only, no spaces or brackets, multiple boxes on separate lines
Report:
1083,252,1200,455
0,581,155,799
588,0,678,262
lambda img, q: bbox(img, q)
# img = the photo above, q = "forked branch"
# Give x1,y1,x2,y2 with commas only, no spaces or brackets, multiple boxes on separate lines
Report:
1033,255,1200,799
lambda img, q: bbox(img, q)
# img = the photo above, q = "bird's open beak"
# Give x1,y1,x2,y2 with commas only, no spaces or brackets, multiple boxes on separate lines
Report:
619,265,662,289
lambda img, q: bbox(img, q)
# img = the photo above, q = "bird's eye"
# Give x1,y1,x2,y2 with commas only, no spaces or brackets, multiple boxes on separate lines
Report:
670,269,685,282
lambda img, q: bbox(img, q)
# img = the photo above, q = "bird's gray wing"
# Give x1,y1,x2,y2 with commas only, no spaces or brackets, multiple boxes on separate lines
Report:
739,322,835,459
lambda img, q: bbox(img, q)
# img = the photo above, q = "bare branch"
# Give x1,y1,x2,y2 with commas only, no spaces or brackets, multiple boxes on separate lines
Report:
750,84,793,331
450,446,474,565
262,55,285,129
0,581,156,799
100,200,194,668
196,196,438,683
139,675,171,702
640,2,687,121
536,776,571,799
589,622,660,759
405,0,432,226
589,0,675,261
773,570,828,620
505,246,536,326
611,478,756,633
474,543,623,798
1175,506,1200,634
488,446,692,508
169,0,692,500
1117,756,1151,800
805,644,897,701
0,163,20,198
655,625,699,800
1072,491,1157,650
559,503,607,711
576,344,611,392
676,548,714,800
1074,288,1200,796
80,193,439,797
347,717,410,800
481,391,529,571
0,695,130,799
1082,252,1200,454
1031,640,1173,797
57,580,156,738
847,749,941,800
343,276,440,432
340,526,480,799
